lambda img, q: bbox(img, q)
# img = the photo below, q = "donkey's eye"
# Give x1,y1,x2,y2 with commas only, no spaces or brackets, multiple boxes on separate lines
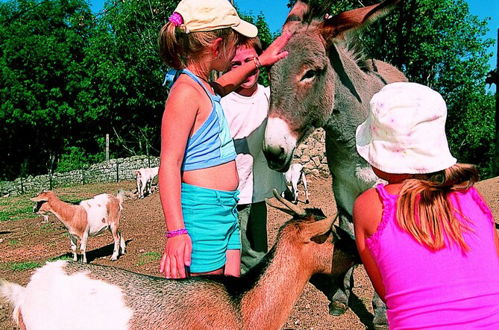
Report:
301,70,317,81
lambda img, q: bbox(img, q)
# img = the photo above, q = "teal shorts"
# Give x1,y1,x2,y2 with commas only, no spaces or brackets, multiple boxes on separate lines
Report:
181,182,240,273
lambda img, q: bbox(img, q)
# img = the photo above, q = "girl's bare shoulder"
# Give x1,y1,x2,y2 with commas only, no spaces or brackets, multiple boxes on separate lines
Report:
165,76,206,112
169,75,204,98
353,187,383,235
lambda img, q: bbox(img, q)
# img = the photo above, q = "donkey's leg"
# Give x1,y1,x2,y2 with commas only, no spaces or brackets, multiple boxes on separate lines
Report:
328,212,356,315
329,266,354,315
372,292,388,329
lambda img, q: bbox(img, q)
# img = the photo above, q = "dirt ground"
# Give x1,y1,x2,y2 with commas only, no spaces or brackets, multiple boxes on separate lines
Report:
1,175,498,329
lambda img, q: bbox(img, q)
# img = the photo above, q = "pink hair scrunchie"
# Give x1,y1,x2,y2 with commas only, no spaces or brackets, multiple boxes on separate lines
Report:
168,12,183,27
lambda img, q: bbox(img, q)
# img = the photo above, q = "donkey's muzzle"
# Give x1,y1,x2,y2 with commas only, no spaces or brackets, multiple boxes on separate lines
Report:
263,146,292,172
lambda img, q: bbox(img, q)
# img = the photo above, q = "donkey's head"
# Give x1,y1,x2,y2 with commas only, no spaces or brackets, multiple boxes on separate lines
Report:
263,0,401,171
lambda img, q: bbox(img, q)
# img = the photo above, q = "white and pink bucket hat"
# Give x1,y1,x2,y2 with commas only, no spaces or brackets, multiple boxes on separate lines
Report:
356,82,456,174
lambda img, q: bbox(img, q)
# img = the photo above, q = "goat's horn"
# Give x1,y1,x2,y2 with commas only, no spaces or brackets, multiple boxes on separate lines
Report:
272,189,306,216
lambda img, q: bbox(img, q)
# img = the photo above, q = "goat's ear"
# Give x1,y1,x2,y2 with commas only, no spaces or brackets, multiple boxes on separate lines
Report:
282,0,309,34
319,0,401,44
302,216,335,241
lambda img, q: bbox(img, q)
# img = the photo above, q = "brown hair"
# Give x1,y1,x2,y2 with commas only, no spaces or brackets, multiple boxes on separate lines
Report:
158,22,240,69
238,36,263,55
396,163,479,251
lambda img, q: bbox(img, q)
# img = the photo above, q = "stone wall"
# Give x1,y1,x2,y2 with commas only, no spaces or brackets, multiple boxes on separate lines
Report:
294,128,329,178
0,156,159,197
0,130,329,197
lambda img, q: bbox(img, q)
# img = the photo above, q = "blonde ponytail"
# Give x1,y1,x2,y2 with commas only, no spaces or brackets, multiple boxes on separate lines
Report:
396,163,479,251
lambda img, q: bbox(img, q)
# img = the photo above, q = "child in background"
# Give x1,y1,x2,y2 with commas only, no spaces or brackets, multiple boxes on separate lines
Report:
353,82,499,328
157,0,290,279
221,37,287,274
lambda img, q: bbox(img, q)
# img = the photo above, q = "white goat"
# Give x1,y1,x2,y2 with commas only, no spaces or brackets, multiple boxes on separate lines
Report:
135,167,159,198
31,190,126,263
284,163,310,204
1,191,356,330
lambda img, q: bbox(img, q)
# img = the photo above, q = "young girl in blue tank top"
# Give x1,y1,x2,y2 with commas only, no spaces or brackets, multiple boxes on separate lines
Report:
157,0,290,279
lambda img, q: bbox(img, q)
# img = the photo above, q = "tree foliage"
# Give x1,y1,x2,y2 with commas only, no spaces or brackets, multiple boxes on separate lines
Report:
1,0,95,178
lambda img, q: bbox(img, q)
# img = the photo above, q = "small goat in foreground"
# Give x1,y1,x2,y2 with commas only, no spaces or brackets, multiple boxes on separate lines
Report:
284,163,310,204
31,190,126,263
2,191,356,330
135,167,159,198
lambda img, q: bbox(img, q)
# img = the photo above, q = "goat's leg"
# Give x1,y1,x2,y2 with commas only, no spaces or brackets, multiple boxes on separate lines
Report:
291,181,299,204
69,235,78,262
80,231,89,263
110,224,120,261
140,180,147,199
301,174,310,204
136,175,142,198
147,178,152,195
119,231,126,255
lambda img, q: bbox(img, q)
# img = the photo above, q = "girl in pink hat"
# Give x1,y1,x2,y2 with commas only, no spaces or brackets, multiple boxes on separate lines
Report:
354,82,499,328
157,0,290,280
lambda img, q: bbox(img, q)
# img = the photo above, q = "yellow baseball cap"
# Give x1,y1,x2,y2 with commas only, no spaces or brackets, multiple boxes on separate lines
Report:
173,0,257,37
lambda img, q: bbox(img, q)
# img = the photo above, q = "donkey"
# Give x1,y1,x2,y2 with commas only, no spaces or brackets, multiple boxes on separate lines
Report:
263,0,407,327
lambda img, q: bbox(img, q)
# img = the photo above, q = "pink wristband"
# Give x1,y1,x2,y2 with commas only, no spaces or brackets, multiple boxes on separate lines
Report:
166,228,188,238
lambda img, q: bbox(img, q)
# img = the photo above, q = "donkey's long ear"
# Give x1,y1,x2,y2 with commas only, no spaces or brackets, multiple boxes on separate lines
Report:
282,0,310,34
320,0,401,42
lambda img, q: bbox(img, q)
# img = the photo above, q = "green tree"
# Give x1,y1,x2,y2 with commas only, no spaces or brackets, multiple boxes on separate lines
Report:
81,0,180,160
0,0,95,180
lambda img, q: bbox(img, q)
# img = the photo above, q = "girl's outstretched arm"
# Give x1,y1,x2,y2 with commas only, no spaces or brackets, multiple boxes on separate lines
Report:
213,32,291,96
159,81,199,279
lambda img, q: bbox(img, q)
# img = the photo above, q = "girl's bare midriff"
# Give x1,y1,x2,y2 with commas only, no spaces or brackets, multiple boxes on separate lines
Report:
182,160,239,191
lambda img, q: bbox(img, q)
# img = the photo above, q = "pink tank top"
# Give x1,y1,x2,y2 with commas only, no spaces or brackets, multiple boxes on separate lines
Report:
367,184,499,329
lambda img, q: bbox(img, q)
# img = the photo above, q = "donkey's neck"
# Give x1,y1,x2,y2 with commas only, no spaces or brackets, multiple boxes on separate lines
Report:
324,45,387,162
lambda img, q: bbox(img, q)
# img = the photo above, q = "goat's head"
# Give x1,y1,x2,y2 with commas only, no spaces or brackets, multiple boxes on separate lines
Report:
264,0,401,171
31,191,55,214
269,190,357,275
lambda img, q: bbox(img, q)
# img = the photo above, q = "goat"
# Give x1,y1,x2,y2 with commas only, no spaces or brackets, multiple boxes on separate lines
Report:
31,190,126,263
2,190,357,330
284,163,310,204
135,167,159,198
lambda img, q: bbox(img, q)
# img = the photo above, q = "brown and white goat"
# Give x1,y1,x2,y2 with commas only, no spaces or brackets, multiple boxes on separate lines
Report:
2,191,356,330
31,190,126,263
